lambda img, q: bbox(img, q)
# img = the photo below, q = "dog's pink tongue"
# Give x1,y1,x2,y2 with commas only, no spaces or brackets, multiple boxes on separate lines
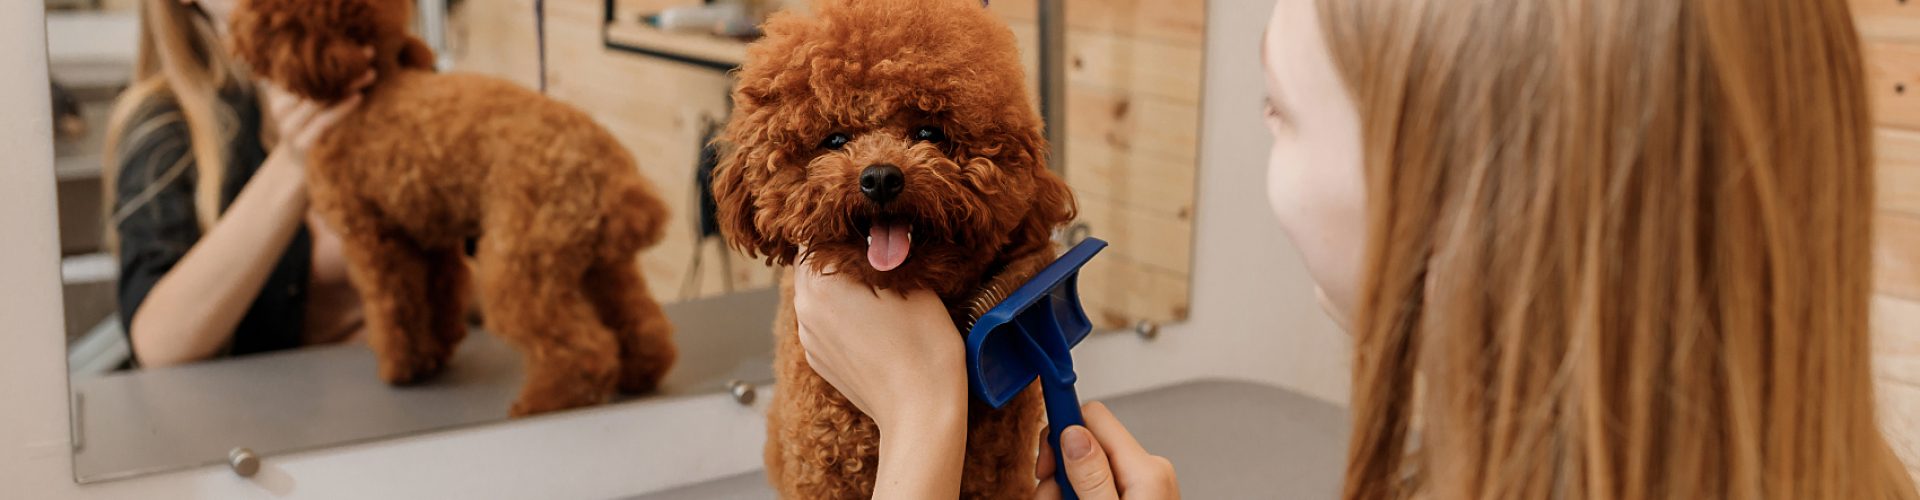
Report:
866,222,911,271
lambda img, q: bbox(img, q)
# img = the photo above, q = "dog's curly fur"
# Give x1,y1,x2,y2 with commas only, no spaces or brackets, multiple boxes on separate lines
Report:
714,0,1077,496
230,0,677,416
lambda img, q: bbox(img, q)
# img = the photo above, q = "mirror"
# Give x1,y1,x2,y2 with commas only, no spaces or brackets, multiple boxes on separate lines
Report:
48,0,1204,484
49,0,781,483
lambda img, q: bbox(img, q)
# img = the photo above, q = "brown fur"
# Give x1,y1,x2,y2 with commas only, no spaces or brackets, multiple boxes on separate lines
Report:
230,0,677,416
713,0,1077,496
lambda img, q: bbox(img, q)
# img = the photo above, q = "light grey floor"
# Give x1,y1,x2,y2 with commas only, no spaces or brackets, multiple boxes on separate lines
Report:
631,379,1351,499
69,289,778,483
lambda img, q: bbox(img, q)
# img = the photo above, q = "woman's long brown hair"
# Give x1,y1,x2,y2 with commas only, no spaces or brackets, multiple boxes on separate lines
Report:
1316,0,1919,498
103,0,243,234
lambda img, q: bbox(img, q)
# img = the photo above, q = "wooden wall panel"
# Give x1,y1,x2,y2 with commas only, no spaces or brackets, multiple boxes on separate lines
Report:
994,1,1207,330
1856,0,1920,45
447,0,543,90
1859,0,1920,480
1878,295,1920,387
1868,42,1920,130
1065,85,1201,164
1884,128,1920,217
1885,213,1920,301
1065,32,1205,105
1066,141,1196,217
1881,381,1920,480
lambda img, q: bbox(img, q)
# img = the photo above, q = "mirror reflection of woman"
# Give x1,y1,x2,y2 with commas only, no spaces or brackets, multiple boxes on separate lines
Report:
104,0,374,367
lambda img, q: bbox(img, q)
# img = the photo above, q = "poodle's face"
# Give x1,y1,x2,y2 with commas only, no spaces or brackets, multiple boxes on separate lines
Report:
713,0,1075,295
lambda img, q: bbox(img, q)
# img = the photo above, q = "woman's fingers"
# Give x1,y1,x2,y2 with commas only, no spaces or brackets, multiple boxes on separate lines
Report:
1034,480,1063,500
1034,405,1181,499
280,99,322,133
1059,426,1122,500
294,94,362,147
349,69,377,92
1082,402,1180,497
1082,402,1151,461
263,84,297,115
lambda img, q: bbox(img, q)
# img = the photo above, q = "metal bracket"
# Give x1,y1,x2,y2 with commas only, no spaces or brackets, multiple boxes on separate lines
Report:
1037,0,1068,175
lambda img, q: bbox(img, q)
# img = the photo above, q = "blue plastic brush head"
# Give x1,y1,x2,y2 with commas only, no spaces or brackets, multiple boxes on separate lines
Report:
964,238,1106,500
964,238,1104,407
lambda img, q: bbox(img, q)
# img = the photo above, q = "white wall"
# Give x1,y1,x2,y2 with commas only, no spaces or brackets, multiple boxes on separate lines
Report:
0,0,1347,497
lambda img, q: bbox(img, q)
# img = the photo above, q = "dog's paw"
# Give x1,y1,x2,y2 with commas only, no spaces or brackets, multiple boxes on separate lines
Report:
616,361,670,394
617,336,677,394
376,352,448,386
508,390,612,417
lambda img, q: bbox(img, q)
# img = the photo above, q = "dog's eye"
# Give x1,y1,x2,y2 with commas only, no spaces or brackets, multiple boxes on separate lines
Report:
911,126,947,143
819,133,851,150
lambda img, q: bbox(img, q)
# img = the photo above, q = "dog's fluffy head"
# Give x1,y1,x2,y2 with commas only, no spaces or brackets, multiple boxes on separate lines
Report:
714,0,1076,295
228,0,419,102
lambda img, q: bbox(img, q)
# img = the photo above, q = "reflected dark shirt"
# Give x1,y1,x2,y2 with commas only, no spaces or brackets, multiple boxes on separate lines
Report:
111,88,310,365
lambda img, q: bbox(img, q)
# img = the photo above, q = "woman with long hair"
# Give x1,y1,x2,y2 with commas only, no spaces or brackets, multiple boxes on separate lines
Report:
789,0,1920,498
104,0,373,367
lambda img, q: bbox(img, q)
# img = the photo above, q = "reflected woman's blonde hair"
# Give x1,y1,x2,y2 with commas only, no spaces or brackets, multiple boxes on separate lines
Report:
103,0,244,233
1317,0,1919,498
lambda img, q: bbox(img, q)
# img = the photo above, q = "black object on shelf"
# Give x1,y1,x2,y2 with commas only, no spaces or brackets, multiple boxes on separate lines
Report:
695,120,724,239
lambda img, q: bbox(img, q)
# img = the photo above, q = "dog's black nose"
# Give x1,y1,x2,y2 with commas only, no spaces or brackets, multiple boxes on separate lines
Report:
860,164,905,203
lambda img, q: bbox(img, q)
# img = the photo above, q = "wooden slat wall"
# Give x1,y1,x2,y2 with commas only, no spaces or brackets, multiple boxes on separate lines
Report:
1857,0,1920,480
990,0,1207,329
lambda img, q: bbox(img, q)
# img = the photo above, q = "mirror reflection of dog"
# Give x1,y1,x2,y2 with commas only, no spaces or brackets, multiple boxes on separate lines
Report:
229,0,677,416
712,0,1077,496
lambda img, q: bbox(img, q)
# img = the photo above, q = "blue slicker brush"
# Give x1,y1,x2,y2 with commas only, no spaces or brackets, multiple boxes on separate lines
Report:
965,238,1107,500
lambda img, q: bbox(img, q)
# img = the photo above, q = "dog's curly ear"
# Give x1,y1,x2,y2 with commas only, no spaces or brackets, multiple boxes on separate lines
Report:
228,0,402,102
1014,129,1077,247
400,35,437,70
711,114,795,264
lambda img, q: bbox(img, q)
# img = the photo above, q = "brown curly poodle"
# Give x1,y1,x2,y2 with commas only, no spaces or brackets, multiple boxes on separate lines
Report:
713,0,1078,496
229,0,677,417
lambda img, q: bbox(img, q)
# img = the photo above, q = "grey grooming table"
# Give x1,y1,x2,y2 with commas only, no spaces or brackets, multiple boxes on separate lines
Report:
633,379,1351,499
69,289,779,483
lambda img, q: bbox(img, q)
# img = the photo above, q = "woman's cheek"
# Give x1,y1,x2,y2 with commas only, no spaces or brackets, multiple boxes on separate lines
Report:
1266,139,1314,244
1267,137,1365,327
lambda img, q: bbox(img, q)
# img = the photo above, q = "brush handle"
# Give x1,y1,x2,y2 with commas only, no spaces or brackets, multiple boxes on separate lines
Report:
1041,376,1085,500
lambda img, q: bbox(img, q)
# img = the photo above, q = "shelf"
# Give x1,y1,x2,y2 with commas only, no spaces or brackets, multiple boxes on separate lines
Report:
601,1,754,73
605,20,751,71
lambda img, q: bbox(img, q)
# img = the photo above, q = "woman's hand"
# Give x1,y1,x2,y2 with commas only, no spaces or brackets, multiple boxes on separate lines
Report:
791,259,968,430
1035,402,1180,500
791,258,970,498
261,60,375,166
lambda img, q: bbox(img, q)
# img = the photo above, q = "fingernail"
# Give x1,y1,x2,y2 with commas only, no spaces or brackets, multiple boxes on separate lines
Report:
1062,426,1093,460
